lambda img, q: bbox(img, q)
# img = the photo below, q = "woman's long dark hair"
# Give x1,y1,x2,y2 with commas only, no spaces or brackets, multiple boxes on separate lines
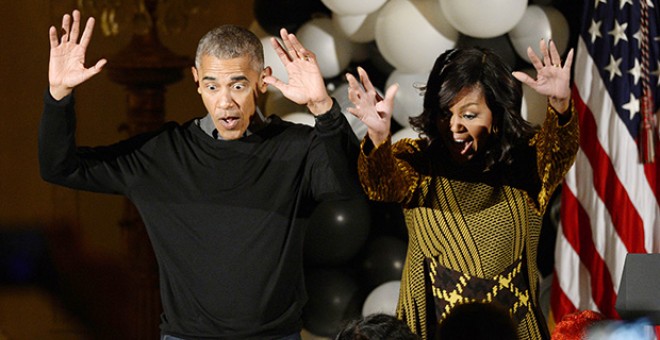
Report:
410,48,537,171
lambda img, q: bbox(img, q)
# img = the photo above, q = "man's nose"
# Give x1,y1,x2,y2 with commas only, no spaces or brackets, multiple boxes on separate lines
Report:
218,90,234,109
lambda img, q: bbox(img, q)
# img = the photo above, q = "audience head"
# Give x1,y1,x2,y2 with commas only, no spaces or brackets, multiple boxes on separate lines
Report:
436,302,518,340
335,313,418,340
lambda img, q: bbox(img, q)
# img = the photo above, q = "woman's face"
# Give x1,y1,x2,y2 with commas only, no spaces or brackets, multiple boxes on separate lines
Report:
436,85,494,165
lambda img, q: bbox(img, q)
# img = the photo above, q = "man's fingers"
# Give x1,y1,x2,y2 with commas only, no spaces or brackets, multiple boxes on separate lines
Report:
79,17,96,50
49,26,60,49
270,37,292,64
60,13,71,42
279,28,298,59
69,10,81,43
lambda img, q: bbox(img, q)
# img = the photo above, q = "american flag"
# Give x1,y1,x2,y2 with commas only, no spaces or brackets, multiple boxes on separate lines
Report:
551,0,660,326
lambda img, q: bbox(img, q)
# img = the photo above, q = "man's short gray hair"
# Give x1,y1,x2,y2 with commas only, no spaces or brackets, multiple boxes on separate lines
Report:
195,24,264,72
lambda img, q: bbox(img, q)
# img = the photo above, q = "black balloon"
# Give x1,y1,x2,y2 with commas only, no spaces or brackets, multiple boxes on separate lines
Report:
359,236,407,290
303,268,364,337
304,198,371,266
457,34,520,69
253,0,331,36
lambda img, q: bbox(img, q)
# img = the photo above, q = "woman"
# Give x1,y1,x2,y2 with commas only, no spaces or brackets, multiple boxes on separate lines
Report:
346,40,578,340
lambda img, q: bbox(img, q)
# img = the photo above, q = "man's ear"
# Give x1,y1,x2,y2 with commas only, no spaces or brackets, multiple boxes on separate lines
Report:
259,67,272,93
191,66,201,94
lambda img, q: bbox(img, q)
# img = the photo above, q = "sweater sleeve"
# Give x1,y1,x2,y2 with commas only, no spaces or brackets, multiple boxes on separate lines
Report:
306,98,364,202
38,90,154,194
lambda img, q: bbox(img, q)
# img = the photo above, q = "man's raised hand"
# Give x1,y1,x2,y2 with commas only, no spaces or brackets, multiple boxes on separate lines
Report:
49,10,106,100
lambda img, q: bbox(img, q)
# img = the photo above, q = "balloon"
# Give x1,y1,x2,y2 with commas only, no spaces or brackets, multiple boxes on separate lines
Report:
304,198,371,266
386,70,429,128
374,0,458,72
303,268,363,337
508,5,570,64
264,91,306,116
331,82,370,140
253,0,331,36
361,280,401,316
518,68,547,126
368,201,407,240
456,34,519,69
321,0,387,16
439,0,527,38
280,112,316,126
350,42,371,63
391,127,419,143
296,18,353,78
359,236,407,289
249,20,270,38
332,11,379,43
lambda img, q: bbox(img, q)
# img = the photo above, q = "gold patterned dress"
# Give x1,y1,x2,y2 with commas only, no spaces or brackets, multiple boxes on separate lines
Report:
357,105,579,340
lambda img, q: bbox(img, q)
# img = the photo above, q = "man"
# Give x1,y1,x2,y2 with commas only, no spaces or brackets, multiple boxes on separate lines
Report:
40,10,362,339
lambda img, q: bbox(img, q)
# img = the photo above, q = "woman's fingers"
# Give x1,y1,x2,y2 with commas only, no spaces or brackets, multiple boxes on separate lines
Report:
549,40,562,67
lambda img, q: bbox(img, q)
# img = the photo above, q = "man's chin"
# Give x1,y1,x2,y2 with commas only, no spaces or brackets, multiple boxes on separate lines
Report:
217,130,245,140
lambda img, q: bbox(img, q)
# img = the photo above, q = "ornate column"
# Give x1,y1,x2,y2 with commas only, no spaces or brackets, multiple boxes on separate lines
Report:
103,0,191,338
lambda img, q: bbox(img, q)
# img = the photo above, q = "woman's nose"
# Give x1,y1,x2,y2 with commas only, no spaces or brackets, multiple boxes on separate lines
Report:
449,115,464,133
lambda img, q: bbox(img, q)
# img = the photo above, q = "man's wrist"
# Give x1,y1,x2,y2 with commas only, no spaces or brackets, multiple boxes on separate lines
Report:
307,96,333,116
49,85,72,101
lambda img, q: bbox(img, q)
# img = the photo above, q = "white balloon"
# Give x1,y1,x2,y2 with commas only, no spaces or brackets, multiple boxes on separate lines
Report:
392,127,419,143
296,18,353,78
375,0,458,72
439,0,527,38
518,69,547,126
362,280,401,316
280,112,316,127
332,10,379,43
387,70,429,128
331,83,369,139
321,0,387,16
508,5,570,64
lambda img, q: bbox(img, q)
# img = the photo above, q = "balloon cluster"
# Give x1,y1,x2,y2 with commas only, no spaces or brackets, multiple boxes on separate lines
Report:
253,0,577,337
298,197,408,337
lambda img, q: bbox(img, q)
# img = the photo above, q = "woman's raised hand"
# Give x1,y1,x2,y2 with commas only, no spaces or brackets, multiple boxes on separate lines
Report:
512,39,574,113
346,67,398,146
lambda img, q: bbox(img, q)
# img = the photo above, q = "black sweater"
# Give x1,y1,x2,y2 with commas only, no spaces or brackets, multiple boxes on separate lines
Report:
39,91,363,339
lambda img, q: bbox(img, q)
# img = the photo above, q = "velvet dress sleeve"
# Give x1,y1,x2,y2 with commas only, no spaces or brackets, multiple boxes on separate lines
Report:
356,136,426,205
529,101,580,214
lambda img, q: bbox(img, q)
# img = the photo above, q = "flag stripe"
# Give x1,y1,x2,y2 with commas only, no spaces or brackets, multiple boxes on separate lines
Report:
560,179,619,317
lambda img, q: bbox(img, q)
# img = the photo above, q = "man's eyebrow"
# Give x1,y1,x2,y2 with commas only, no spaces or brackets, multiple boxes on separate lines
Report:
201,75,249,82
230,75,249,82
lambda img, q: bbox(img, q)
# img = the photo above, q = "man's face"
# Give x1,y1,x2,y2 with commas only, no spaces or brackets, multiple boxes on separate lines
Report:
436,86,494,165
192,55,269,140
